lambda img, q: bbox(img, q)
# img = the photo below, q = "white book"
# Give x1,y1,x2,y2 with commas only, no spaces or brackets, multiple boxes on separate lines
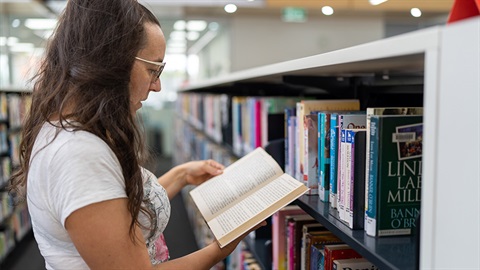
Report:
190,147,309,248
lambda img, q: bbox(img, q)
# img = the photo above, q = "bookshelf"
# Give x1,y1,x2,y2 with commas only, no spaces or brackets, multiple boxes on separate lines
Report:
175,17,480,270
0,89,32,265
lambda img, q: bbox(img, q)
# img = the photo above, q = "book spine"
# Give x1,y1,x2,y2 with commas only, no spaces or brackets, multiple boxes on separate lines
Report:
255,99,262,148
284,108,293,174
364,108,375,229
338,129,347,222
353,131,366,230
365,116,380,236
329,113,338,209
318,112,330,202
305,114,319,194
345,130,354,228
288,115,297,177
295,103,302,181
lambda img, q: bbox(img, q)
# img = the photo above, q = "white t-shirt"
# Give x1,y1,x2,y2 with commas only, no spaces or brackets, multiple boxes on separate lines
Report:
27,122,171,269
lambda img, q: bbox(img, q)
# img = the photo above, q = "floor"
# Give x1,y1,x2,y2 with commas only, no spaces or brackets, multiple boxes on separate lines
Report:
1,155,199,269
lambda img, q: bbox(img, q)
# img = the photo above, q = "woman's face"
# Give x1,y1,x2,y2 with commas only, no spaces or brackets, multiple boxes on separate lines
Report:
129,23,166,113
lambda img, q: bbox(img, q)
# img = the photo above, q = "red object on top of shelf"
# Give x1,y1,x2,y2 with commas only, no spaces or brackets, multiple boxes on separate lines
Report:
447,0,480,23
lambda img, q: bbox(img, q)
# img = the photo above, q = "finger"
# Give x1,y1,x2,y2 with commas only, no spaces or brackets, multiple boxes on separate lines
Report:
205,160,224,174
207,159,225,170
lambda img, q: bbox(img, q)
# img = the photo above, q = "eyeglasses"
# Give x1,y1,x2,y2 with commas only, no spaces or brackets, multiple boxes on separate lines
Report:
135,56,166,83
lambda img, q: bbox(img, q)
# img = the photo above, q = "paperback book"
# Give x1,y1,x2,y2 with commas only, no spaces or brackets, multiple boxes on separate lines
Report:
190,147,309,247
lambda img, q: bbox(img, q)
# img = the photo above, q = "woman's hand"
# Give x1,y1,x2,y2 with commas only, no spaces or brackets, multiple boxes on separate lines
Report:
183,159,225,186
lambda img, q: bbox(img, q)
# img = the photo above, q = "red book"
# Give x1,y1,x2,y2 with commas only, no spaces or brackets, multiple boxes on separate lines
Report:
324,244,362,270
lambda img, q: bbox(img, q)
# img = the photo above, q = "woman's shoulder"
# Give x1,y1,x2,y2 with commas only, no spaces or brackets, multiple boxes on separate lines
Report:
37,122,116,159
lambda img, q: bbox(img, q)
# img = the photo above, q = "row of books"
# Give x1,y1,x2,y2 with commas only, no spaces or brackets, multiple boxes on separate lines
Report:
176,93,423,238
273,205,378,270
286,101,423,237
176,93,307,157
0,93,31,128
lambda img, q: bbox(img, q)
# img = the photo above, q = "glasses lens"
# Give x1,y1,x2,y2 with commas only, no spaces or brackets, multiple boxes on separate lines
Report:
152,64,165,83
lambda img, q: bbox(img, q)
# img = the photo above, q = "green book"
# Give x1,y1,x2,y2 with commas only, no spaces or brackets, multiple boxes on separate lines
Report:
365,115,423,237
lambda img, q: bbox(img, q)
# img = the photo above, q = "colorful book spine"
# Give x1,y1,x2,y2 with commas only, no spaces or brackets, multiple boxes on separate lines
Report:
329,113,339,209
318,112,331,202
284,108,295,174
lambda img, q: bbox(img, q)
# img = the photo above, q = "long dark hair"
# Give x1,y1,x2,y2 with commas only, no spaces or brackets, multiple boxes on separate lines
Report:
9,0,161,241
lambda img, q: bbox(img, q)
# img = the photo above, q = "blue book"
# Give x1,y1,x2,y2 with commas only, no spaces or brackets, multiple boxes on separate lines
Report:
318,112,331,202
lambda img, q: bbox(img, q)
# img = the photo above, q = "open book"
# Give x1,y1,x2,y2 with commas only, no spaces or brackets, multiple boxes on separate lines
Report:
189,147,309,248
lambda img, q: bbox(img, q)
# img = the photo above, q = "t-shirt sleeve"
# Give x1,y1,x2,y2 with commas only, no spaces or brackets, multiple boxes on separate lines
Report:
48,132,127,227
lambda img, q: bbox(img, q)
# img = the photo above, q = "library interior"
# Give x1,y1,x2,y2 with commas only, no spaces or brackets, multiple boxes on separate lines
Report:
0,0,479,270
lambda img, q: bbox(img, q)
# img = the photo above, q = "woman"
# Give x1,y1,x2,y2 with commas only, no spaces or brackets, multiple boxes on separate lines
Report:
9,0,263,269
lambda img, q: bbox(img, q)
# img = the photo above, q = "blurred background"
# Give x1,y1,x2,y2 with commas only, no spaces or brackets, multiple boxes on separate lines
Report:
0,0,453,159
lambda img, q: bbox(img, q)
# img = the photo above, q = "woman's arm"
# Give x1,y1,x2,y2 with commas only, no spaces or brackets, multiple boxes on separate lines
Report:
66,198,263,270
157,160,224,199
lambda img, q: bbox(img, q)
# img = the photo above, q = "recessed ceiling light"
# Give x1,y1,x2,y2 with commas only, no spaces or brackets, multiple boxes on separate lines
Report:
411,8,422,17
187,20,207,32
187,32,200,41
170,31,186,40
24,18,57,30
224,4,237,13
322,6,334,16
369,0,388,5
173,20,186,31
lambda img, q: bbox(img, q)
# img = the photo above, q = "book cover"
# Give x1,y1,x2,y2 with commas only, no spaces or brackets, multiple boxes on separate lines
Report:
272,206,306,270
323,244,362,270
365,115,423,237
363,107,423,231
296,100,360,186
189,147,309,247
305,113,319,195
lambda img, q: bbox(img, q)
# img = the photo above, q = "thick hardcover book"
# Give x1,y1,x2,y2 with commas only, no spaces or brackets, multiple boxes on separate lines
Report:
272,206,306,270
190,147,309,248
365,115,423,237
296,100,360,185
363,107,423,232
323,244,362,270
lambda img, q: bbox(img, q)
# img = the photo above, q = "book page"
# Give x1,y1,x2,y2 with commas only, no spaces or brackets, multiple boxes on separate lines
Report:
190,148,284,221
207,173,308,247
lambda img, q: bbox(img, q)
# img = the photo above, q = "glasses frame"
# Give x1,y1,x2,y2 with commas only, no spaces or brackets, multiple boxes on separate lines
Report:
135,56,166,83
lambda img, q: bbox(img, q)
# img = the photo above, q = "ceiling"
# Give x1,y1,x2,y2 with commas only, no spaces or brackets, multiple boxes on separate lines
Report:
0,0,453,54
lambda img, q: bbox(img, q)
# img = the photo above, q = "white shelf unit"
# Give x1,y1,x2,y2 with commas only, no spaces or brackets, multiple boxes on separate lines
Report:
179,17,480,269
